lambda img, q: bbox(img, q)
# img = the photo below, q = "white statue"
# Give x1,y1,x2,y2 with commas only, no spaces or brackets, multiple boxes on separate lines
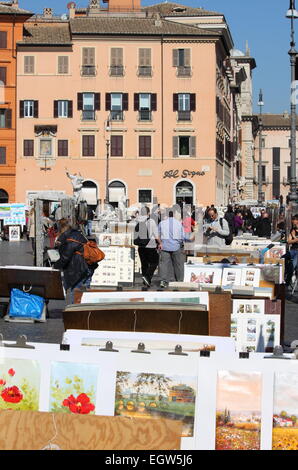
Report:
66,169,84,203
118,194,127,221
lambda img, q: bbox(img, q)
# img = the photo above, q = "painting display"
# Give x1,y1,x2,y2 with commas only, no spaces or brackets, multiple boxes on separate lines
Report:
265,245,286,260
241,268,261,288
233,300,265,316
91,246,134,286
49,362,99,414
272,373,298,450
115,371,197,437
215,370,262,450
97,233,132,246
0,358,40,411
230,314,280,352
184,265,222,286
183,264,262,288
8,226,20,242
222,268,242,287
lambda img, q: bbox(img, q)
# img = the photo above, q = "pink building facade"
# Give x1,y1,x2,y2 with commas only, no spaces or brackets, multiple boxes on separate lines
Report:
15,1,244,208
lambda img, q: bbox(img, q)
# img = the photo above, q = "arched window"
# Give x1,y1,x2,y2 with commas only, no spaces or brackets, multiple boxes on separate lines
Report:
175,181,193,206
0,189,8,204
108,180,126,208
81,180,98,205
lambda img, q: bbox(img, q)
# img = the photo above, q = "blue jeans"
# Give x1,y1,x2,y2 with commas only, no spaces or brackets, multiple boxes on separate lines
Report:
69,267,94,304
290,249,298,271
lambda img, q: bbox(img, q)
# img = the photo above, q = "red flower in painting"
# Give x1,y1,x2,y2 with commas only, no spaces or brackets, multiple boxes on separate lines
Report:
1,386,23,403
8,369,15,377
62,393,95,414
0,379,6,386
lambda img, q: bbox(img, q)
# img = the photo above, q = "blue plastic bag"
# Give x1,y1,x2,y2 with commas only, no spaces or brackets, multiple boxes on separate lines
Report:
9,288,45,319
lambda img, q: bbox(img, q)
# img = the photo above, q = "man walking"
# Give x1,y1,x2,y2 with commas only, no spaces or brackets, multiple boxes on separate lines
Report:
135,206,160,287
158,209,185,288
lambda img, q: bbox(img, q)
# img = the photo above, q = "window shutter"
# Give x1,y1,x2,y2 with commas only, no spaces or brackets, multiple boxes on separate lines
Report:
83,135,95,157
58,56,69,74
105,93,111,111
173,49,179,67
134,93,139,111
0,32,7,49
190,136,196,158
5,109,12,129
145,136,151,156
190,94,196,112
122,93,128,111
173,94,178,112
58,140,68,157
111,135,123,157
24,56,34,74
139,136,145,157
0,147,6,164
68,100,73,118
77,93,83,110
173,136,179,158
24,139,34,157
33,101,39,118
53,100,58,118
139,136,151,157
82,47,95,66
184,49,191,67
139,48,151,66
0,67,6,85
19,100,24,118
151,93,157,111
94,93,100,111
111,48,123,66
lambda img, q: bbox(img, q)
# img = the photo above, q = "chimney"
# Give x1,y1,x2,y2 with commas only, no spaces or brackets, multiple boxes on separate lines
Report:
67,1,76,19
43,7,53,18
283,110,289,119
11,0,19,9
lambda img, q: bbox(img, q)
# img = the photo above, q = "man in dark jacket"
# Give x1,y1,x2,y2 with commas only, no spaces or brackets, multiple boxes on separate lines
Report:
255,211,272,238
54,219,96,303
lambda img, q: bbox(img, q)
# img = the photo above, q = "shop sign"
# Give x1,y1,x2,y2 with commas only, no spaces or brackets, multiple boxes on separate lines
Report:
163,169,206,179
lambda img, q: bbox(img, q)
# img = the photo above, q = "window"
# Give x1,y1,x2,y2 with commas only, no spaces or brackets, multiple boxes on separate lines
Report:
58,140,68,157
54,100,73,118
0,109,11,128
58,56,69,74
110,48,124,76
138,189,152,203
134,93,156,120
82,135,95,157
0,147,6,164
138,48,152,76
24,56,35,74
173,93,195,120
81,47,96,76
173,49,191,76
0,32,7,49
173,136,196,158
110,135,123,157
262,165,266,182
139,135,151,157
106,93,128,121
20,100,38,118
0,67,6,85
23,139,34,157
77,93,100,120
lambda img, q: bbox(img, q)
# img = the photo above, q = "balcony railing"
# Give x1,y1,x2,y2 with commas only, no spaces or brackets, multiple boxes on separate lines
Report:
177,66,192,77
138,110,152,121
177,110,191,121
82,110,96,121
109,65,124,77
81,65,97,77
137,66,152,77
110,110,124,121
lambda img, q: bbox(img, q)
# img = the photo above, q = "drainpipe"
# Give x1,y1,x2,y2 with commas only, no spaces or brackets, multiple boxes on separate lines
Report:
161,34,164,164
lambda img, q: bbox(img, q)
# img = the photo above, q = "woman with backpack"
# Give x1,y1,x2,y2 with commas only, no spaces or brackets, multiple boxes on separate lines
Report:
54,219,99,304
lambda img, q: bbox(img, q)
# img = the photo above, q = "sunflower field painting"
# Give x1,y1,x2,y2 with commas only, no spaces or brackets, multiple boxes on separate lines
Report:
0,358,40,410
272,372,298,450
49,362,99,415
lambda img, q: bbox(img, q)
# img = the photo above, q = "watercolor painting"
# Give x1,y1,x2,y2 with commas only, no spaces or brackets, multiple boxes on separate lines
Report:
216,370,262,450
0,358,40,410
272,373,298,450
114,371,197,437
49,362,99,414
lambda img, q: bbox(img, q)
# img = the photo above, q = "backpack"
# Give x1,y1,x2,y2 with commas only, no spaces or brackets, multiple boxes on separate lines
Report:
219,218,233,246
133,219,151,247
67,237,105,264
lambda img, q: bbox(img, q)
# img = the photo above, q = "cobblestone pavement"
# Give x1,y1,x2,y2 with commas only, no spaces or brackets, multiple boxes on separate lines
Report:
0,239,297,348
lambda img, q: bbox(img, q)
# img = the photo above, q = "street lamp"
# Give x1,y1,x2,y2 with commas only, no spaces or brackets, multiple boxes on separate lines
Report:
286,1,298,203
257,89,264,205
105,119,110,205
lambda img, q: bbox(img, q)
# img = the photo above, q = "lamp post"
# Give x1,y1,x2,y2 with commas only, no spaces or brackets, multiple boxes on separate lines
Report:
105,119,110,205
257,89,264,205
286,1,298,203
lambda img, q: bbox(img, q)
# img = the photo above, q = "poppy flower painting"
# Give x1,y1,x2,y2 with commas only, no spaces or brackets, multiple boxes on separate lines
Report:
49,362,98,414
0,359,40,411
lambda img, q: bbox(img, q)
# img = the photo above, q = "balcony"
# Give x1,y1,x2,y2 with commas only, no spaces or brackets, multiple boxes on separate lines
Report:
109,65,124,77
81,65,97,77
177,66,192,77
138,110,152,121
110,110,124,121
82,110,96,121
177,110,191,121
137,66,152,77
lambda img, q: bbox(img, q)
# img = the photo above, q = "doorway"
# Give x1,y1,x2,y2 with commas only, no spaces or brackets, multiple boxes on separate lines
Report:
175,181,194,206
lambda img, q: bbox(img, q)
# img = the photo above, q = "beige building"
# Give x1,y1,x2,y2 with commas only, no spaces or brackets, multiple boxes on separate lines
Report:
15,0,248,208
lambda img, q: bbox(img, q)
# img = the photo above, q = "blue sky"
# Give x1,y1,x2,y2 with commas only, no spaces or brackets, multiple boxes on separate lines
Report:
20,0,293,114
